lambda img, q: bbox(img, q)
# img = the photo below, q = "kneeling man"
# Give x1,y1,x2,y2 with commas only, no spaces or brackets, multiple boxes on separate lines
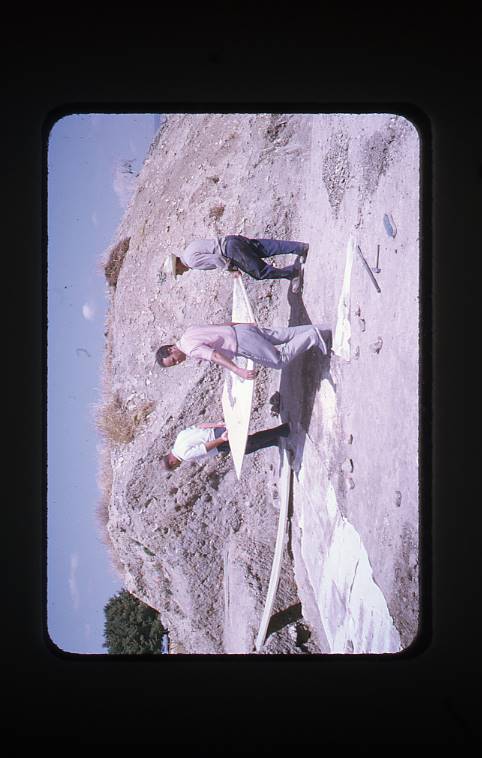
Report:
161,421,291,470
163,235,309,293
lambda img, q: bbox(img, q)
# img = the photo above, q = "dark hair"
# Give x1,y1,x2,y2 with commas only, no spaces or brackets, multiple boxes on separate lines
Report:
155,344,173,366
160,453,175,472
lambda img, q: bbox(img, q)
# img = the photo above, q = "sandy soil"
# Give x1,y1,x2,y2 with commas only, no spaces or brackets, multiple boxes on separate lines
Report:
102,112,419,654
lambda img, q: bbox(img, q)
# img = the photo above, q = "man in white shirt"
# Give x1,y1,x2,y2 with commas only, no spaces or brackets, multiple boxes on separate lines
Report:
161,421,290,471
163,235,309,293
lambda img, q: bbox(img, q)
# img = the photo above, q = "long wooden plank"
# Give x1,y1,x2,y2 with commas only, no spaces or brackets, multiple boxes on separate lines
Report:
221,277,257,479
255,447,292,651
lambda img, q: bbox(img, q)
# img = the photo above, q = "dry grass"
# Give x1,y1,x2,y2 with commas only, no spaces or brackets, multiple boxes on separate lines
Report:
95,445,125,579
106,544,126,578
94,305,138,580
98,523,126,579
95,394,155,445
95,287,157,579
103,237,131,288
209,204,225,221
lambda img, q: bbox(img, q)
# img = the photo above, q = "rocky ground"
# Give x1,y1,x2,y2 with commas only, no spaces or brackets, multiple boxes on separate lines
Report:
101,112,419,654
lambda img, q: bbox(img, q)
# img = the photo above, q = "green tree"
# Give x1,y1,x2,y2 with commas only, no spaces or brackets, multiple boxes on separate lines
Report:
103,589,167,654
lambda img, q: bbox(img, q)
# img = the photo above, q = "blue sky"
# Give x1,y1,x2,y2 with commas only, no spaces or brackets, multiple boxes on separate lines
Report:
48,113,162,653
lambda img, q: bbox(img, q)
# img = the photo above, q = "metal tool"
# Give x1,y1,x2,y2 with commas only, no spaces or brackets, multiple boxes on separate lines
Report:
372,244,381,273
383,213,397,238
356,245,381,293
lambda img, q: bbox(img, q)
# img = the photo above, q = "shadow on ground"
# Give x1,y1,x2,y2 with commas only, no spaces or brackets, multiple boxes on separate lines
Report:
277,285,333,475
266,602,302,636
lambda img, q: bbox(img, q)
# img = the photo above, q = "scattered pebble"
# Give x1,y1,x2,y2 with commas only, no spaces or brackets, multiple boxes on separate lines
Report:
355,306,361,316
358,317,366,332
370,337,383,353
230,515,241,533
341,458,354,473
395,491,402,507
353,346,360,359
347,477,355,490
347,434,353,444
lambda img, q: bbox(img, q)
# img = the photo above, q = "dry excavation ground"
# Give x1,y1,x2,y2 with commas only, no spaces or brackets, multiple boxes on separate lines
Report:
99,112,419,654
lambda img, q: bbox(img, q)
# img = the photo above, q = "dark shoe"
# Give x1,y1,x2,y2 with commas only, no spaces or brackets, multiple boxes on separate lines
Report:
299,243,309,260
291,258,304,294
276,422,291,437
314,327,332,355
269,391,281,416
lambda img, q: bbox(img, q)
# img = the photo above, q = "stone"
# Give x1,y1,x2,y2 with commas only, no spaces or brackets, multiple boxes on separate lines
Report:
370,337,383,353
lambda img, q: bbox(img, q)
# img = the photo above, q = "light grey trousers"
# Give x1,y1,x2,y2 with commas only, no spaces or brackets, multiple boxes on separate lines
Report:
233,324,326,369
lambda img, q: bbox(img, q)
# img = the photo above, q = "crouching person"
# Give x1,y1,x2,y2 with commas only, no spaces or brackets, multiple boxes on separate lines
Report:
161,421,290,471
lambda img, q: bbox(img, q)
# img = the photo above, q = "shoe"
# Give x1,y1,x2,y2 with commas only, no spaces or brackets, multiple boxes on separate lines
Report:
299,243,309,261
269,391,281,416
277,422,291,437
314,326,331,355
291,258,304,294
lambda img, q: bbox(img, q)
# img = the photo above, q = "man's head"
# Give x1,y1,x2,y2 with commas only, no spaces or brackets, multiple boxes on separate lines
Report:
162,254,189,278
155,344,187,368
175,258,189,276
160,452,181,471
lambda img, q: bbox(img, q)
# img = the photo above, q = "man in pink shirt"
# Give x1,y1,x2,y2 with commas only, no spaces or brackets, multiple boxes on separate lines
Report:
155,322,330,378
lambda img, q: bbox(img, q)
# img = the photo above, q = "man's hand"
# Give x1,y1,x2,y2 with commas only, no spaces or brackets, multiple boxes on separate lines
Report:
211,350,255,380
237,367,256,380
221,429,229,441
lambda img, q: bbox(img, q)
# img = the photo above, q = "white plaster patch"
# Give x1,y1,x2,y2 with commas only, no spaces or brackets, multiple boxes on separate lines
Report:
325,479,338,522
316,483,402,654
318,379,337,437
333,235,356,360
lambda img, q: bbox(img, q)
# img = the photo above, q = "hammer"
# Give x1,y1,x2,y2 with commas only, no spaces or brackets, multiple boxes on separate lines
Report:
357,245,381,293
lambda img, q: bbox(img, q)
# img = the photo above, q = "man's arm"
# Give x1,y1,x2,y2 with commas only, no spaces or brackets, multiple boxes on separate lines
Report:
211,350,256,380
220,321,256,326
204,435,229,452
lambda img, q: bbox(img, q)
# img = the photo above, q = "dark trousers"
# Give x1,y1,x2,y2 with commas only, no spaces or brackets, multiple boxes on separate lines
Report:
214,423,290,454
224,235,306,281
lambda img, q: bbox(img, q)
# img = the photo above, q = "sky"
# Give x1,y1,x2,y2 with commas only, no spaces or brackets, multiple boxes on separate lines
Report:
48,112,163,653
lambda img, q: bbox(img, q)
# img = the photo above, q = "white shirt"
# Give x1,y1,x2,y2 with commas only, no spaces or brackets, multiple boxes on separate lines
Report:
171,425,219,461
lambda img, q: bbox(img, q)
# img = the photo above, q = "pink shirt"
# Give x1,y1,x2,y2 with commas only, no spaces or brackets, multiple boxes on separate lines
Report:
176,325,238,363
